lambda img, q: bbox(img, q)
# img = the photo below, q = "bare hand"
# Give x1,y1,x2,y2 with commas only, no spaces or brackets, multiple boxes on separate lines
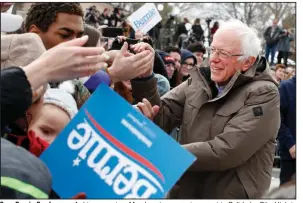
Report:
130,42,154,54
136,98,159,120
289,145,296,159
28,35,110,83
105,48,134,65
107,42,154,83
105,50,119,64
32,84,48,103
130,42,155,77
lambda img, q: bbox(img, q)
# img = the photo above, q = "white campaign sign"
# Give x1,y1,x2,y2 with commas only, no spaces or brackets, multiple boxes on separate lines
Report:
127,3,162,34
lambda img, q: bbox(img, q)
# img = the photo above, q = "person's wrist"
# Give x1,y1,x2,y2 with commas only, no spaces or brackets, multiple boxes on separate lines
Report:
140,63,154,78
140,71,153,78
107,66,119,84
23,59,49,91
132,72,154,82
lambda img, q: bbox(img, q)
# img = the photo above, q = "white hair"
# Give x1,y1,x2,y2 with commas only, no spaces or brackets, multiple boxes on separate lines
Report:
216,19,261,61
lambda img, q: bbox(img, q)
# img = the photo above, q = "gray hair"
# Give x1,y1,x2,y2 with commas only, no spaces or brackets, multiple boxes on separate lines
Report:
216,19,261,61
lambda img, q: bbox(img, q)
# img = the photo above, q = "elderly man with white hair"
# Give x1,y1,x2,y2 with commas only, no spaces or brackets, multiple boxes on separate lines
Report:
130,19,280,199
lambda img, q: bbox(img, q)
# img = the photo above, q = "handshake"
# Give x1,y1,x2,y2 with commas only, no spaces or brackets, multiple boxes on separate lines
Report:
106,37,155,82
110,35,153,54
23,35,155,92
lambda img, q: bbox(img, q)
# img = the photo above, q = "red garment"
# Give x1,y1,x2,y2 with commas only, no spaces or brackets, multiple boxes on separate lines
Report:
27,130,49,157
211,27,218,35
7,130,49,157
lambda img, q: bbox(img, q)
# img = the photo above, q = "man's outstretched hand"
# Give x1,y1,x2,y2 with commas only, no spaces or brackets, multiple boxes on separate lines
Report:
136,98,159,120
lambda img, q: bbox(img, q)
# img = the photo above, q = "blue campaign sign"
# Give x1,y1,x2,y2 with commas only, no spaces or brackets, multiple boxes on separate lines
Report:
40,83,196,199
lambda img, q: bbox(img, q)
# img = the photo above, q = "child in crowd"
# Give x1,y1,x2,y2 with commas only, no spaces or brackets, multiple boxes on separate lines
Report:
29,88,78,144
1,33,50,156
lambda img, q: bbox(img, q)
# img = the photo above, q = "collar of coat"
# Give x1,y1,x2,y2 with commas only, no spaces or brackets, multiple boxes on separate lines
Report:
189,55,278,101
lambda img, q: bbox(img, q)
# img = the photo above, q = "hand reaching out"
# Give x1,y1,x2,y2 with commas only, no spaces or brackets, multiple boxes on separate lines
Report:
24,35,111,90
107,42,154,83
135,98,159,120
129,42,155,78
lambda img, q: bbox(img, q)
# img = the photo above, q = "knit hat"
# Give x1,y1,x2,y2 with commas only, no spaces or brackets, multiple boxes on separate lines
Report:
1,13,23,33
1,33,46,69
83,70,111,93
181,49,197,66
43,88,78,119
157,50,175,65
155,73,170,96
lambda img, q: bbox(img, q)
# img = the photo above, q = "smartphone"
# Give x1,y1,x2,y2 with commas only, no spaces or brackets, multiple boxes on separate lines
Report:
110,38,139,52
102,27,124,38
126,38,139,46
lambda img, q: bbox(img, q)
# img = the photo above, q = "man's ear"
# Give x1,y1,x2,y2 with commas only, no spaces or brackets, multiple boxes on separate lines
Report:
28,24,42,35
242,56,256,72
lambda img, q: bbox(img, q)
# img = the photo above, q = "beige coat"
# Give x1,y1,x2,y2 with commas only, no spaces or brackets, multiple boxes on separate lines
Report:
131,56,280,199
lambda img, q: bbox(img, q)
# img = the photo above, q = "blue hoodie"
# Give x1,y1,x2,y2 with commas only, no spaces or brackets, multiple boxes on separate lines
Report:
277,76,296,160
181,49,197,65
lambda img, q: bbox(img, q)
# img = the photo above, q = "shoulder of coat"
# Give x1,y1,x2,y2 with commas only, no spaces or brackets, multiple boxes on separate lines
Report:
244,80,279,96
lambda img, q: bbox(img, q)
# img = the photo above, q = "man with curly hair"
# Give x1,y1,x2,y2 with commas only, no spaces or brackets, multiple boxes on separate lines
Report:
24,3,90,106
25,3,85,49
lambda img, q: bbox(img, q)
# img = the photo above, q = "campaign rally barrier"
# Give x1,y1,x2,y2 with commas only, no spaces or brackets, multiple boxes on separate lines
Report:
127,3,162,34
40,83,196,198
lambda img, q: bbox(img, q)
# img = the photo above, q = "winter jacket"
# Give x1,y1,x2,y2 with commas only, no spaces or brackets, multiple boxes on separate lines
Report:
110,13,122,27
1,138,52,199
1,67,32,131
192,24,204,41
277,32,294,52
98,13,111,26
175,23,188,42
277,76,296,160
131,56,280,198
264,26,282,45
85,11,98,26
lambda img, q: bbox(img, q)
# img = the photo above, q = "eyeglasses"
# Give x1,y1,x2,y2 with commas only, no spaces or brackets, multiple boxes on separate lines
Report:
182,62,194,68
208,47,243,59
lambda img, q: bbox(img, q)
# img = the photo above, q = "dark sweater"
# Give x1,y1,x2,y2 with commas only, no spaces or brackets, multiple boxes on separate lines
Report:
277,76,296,160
